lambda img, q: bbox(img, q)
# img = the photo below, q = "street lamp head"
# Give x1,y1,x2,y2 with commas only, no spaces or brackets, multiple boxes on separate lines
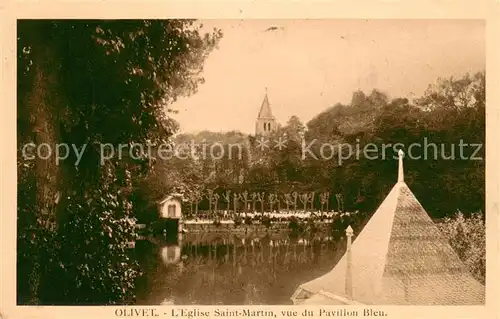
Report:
346,225,354,236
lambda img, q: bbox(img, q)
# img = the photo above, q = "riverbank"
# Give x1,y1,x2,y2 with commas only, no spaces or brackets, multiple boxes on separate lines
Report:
182,220,333,234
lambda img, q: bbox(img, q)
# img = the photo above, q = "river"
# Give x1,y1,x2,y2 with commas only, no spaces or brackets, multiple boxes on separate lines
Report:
134,231,346,305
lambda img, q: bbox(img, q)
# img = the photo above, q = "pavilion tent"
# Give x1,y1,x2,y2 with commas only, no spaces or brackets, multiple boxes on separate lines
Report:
291,150,485,305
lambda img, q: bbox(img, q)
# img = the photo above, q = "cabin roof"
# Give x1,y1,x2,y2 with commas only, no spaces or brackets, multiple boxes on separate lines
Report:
158,193,183,205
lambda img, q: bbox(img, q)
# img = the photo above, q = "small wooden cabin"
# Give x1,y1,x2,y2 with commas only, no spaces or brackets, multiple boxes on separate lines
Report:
158,193,183,219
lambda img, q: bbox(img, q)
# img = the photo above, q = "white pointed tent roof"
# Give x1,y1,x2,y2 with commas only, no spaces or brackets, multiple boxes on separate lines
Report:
291,150,485,305
257,89,275,119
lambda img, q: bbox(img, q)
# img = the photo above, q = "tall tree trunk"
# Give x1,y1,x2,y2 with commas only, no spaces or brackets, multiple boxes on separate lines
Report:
31,63,59,232
26,45,62,304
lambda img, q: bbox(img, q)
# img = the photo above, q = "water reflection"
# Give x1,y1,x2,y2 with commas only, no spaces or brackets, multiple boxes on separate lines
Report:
135,231,345,305
160,245,182,265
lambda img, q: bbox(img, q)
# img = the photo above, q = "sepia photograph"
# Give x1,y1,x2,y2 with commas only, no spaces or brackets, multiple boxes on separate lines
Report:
12,17,490,310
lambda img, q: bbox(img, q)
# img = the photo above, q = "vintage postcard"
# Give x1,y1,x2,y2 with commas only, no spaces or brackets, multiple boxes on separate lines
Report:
1,1,500,319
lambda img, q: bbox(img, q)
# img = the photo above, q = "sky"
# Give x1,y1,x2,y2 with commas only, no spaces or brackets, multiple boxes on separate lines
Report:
170,19,485,134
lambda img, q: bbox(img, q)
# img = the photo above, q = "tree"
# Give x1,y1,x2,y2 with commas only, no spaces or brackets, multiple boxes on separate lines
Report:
284,115,305,142
222,190,232,213
299,193,308,211
416,72,485,112
351,90,367,107
256,192,265,215
17,20,222,304
438,211,485,284
306,103,344,142
319,192,329,212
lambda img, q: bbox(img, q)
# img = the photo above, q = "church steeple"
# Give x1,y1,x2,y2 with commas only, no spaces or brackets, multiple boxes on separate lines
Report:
258,87,274,118
255,88,277,135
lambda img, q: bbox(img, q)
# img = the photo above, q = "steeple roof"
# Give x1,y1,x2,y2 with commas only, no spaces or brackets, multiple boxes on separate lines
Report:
291,150,485,305
257,88,275,119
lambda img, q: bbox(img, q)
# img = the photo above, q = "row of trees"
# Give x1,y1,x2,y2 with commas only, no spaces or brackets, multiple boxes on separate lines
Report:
183,190,340,217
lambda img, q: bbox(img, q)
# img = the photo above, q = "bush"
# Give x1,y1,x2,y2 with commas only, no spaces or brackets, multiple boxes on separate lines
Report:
288,216,304,233
261,216,271,228
331,217,346,240
438,211,485,284
233,215,242,227
307,219,318,234
244,216,253,225
18,164,143,305
53,172,142,305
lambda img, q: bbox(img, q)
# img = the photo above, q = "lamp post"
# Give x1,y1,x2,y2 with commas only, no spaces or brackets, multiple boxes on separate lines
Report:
345,225,354,299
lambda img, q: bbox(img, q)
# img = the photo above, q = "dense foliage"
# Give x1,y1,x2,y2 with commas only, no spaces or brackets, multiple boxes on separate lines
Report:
146,72,485,221
438,211,486,284
17,20,222,304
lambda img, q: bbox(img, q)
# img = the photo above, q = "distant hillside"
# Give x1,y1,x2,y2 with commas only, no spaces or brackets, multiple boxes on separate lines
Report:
173,130,251,146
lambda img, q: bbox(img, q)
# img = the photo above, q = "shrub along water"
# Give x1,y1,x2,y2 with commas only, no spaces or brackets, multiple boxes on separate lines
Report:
438,211,485,284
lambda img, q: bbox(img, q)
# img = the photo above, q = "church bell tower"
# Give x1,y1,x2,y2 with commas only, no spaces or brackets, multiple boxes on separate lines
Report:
255,88,277,136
